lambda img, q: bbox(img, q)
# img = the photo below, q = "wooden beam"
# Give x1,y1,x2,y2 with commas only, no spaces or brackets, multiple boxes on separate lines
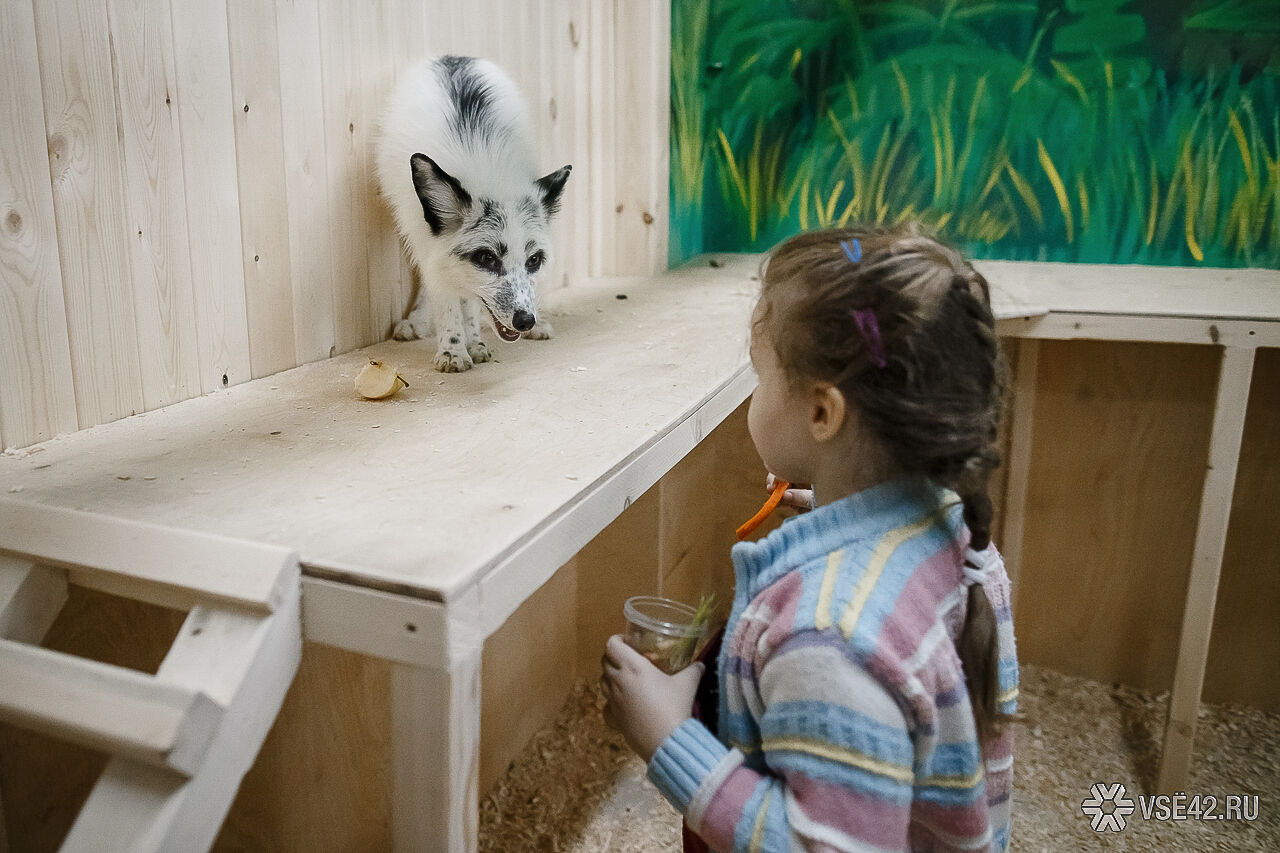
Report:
61,578,302,850
302,575,449,666
0,556,67,643
0,498,296,613
1157,346,1255,792
0,638,221,777
999,338,1039,606
392,653,482,853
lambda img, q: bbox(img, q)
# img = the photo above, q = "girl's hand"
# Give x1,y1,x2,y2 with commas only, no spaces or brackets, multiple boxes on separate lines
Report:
767,473,815,512
600,634,704,762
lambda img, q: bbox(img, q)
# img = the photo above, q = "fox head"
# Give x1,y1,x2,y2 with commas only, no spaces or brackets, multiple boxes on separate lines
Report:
410,153,571,339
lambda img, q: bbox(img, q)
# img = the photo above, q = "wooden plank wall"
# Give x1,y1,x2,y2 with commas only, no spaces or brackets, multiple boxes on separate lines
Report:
0,0,671,451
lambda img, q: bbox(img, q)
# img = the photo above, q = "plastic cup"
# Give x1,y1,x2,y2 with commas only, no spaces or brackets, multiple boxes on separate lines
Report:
623,595,706,674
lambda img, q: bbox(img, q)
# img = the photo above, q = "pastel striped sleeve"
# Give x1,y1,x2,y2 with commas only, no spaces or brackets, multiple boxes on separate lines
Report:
652,632,915,852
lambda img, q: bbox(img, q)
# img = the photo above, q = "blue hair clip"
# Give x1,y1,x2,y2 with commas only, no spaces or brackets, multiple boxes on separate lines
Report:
840,238,862,263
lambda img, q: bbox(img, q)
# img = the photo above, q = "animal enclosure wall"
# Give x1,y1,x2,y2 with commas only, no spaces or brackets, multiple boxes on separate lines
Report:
0,0,670,451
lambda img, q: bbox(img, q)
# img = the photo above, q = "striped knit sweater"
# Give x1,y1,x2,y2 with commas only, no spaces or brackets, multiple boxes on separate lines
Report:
648,477,1018,852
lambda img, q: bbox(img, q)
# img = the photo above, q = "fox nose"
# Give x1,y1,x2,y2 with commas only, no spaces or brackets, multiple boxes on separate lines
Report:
513,310,535,332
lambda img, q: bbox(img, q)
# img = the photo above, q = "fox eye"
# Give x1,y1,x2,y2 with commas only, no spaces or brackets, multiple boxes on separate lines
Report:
470,249,501,273
525,251,545,273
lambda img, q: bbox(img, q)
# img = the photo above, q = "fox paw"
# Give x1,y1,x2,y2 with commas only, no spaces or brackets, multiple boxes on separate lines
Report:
433,349,473,373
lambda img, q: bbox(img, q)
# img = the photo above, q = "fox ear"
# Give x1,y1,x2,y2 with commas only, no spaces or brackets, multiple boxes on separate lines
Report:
535,164,572,219
411,153,472,235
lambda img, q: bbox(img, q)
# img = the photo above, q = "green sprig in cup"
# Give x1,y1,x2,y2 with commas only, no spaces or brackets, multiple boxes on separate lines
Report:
622,593,717,674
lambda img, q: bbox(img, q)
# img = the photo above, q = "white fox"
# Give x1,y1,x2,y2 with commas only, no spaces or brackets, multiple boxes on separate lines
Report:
375,55,571,372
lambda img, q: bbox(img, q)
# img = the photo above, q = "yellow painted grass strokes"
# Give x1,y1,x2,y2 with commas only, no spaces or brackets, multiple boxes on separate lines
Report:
813,549,845,632
1050,59,1089,105
838,516,938,639
1012,65,1033,95
764,736,914,784
998,684,1020,705
930,111,946,200
892,59,912,117
1228,107,1256,190
1004,161,1043,226
749,787,773,853
1146,158,1159,245
1182,139,1205,261
1076,175,1090,233
1037,139,1073,243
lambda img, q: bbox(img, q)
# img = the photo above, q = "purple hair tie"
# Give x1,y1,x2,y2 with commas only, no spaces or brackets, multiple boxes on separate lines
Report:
840,238,862,263
853,308,887,368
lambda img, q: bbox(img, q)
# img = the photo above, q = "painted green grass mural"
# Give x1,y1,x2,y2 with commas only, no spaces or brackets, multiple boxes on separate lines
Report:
670,0,1280,268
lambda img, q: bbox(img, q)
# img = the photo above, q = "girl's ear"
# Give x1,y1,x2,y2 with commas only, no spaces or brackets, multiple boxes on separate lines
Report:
808,382,847,442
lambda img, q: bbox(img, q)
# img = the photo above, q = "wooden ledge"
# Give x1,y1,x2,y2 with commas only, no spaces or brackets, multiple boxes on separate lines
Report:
0,256,1271,637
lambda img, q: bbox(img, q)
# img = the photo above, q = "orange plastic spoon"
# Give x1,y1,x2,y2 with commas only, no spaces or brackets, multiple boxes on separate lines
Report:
736,479,789,540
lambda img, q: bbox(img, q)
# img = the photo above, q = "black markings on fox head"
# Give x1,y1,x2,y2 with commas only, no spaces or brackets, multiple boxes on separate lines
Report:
535,165,572,218
436,55,496,144
410,153,472,235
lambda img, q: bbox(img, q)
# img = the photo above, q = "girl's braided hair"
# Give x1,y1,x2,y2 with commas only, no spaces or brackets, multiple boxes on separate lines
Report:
758,223,1010,742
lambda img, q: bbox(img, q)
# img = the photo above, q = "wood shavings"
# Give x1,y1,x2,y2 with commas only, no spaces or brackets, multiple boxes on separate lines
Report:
480,667,1279,852
479,680,681,853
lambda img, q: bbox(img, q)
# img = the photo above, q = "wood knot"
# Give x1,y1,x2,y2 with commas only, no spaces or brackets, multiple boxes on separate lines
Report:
615,203,624,214
48,134,68,161
568,21,579,47
5,210,21,233
641,211,654,225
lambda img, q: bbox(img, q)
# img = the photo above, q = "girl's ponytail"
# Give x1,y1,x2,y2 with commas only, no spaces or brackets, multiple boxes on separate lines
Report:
957,480,1008,745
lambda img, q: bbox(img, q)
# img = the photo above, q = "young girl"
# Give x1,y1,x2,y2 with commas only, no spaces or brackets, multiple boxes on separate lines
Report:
601,224,1019,852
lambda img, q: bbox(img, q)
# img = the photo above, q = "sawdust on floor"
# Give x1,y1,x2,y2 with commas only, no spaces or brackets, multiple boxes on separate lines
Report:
479,663,1279,852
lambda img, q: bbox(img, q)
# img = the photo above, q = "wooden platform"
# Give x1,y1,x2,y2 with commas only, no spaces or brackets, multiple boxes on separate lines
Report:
1,255,1276,849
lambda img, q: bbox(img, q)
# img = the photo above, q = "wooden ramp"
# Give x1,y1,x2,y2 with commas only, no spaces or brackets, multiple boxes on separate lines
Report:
0,498,301,852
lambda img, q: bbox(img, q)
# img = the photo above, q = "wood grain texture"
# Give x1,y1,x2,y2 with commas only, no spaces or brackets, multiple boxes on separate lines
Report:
213,642,394,852
1015,340,1218,693
1204,346,1280,707
169,0,251,394
105,0,201,410
0,0,78,449
226,0,298,378
32,0,145,434
481,560,577,794
4,0,670,449
275,0,338,365
317,0,373,355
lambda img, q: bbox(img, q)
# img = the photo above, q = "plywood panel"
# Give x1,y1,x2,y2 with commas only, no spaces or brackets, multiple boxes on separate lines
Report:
105,0,201,410
227,0,297,378
585,0,615,277
275,0,337,366
318,0,373,355
31,0,145,433
214,642,394,852
659,404,762,612
169,0,251,395
1015,340,1218,694
0,0,78,450
574,482,663,676
610,0,668,276
481,559,577,794
1204,347,1280,707
358,0,401,346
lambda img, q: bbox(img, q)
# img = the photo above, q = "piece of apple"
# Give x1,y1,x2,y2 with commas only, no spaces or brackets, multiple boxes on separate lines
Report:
354,360,408,399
